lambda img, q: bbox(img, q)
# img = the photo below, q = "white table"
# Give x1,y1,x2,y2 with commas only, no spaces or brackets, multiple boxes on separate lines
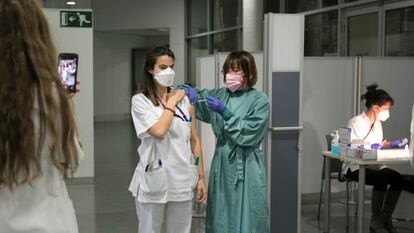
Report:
322,151,409,233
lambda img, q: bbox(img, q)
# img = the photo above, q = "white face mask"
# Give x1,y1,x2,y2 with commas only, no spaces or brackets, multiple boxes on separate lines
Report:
377,109,390,122
154,67,175,87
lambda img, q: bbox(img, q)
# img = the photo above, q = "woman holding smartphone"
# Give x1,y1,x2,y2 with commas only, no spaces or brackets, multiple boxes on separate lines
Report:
0,0,83,232
129,45,207,233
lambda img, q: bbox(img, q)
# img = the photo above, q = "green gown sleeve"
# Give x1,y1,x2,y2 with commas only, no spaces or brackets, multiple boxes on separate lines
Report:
222,93,270,147
194,88,214,124
176,84,217,123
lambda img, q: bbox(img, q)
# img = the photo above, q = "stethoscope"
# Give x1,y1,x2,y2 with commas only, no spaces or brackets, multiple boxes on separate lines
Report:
363,120,375,140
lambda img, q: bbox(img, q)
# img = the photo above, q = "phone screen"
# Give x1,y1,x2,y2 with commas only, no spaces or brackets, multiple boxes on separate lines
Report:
58,53,78,93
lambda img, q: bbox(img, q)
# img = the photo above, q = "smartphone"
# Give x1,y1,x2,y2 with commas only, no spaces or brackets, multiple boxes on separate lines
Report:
58,53,78,93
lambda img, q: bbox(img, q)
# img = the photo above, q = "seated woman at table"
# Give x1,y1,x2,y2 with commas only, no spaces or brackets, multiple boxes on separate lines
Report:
344,84,407,233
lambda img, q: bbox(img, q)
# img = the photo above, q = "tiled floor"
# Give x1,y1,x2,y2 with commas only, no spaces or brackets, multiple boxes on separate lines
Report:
67,120,414,233
68,120,138,233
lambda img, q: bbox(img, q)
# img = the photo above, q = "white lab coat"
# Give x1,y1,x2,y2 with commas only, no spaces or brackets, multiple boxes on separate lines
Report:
0,90,82,233
129,93,197,203
343,112,384,173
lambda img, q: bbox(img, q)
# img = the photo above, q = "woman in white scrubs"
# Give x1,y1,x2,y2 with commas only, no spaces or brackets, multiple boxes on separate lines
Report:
0,0,83,232
344,84,406,233
129,45,207,233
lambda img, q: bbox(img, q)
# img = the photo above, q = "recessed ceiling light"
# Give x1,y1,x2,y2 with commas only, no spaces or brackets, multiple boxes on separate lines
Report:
66,1,76,5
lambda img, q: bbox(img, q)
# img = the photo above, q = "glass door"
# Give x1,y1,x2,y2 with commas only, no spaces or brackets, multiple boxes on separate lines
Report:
344,7,381,56
383,1,414,56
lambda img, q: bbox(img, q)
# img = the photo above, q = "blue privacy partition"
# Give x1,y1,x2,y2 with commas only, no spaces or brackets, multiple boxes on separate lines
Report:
264,13,304,233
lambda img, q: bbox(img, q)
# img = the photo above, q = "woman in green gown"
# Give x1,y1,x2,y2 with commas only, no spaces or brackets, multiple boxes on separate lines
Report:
183,51,270,233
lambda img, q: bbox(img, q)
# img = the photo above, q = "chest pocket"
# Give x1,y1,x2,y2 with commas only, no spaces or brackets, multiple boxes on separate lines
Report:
169,103,192,141
169,115,192,142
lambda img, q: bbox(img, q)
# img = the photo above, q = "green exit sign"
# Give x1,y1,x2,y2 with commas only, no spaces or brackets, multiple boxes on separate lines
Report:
60,11,92,28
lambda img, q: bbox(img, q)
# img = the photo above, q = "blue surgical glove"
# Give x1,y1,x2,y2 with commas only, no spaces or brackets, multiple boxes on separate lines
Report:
371,143,382,150
389,138,408,148
206,96,225,113
183,87,198,104
206,96,233,120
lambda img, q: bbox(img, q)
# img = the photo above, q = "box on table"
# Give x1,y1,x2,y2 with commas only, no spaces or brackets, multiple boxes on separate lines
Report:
339,142,351,156
346,147,358,158
338,127,352,144
361,149,377,160
346,146,409,161
376,146,409,160
346,147,377,160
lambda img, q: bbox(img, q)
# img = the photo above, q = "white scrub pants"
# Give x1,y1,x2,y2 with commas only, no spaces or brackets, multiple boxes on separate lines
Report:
135,199,193,233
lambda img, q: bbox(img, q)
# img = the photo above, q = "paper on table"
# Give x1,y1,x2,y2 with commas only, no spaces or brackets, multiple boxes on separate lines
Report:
377,145,410,160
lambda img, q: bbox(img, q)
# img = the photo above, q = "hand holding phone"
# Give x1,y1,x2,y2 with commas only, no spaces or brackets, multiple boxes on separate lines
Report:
69,80,81,98
58,53,78,93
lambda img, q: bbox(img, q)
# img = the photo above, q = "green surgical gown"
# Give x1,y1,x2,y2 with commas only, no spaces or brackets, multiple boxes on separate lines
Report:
195,87,270,233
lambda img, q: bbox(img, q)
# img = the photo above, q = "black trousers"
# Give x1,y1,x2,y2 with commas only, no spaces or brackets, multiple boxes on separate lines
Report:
345,167,403,192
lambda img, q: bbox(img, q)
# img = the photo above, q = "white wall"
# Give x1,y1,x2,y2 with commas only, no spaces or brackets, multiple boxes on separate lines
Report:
93,0,185,85
44,9,94,178
94,32,146,121
94,32,169,121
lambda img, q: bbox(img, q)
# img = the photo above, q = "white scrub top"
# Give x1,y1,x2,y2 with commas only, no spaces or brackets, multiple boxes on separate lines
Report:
0,90,82,233
129,93,196,203
343,112,384,173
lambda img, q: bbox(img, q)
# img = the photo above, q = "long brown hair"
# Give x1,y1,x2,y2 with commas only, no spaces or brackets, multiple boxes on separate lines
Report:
0,0,79,187
137,45,175,106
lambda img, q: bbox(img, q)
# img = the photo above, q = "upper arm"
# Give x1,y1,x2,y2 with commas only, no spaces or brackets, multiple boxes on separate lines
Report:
348,117,366,142
348,118,359,141
190,105,200,143
131,95,158,139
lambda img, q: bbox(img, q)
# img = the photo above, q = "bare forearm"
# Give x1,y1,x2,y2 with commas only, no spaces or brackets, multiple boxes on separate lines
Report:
148,101,177,139
197,153,205,180
189,105,205,179
191,137,204,178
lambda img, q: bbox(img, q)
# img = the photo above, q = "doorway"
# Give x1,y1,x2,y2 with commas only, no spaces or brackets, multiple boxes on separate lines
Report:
344,7,381,56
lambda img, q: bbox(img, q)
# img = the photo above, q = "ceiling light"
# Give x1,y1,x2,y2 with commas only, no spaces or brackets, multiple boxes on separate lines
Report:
66,1,76,5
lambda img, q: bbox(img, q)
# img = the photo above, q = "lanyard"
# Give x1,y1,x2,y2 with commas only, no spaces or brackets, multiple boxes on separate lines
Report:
175,105,192,122
363,121,375,140
157,97,192,122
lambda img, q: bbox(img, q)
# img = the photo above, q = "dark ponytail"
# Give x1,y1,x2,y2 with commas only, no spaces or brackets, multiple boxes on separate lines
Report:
361,83,394,109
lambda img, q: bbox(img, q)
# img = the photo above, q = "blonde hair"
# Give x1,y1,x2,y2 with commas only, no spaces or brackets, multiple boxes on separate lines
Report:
0,0,79,187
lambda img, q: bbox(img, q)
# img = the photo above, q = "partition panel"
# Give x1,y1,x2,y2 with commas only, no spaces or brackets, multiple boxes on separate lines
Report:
362,58,414,219
302,57,355,193
196,56,217,189
362,58,414,140
264,13,304,233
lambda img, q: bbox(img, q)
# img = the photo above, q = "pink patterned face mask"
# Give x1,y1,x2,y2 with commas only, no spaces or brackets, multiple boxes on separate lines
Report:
225,71,244,92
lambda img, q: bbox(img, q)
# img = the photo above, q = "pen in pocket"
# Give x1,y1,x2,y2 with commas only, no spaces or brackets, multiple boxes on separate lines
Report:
145,159,163,172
